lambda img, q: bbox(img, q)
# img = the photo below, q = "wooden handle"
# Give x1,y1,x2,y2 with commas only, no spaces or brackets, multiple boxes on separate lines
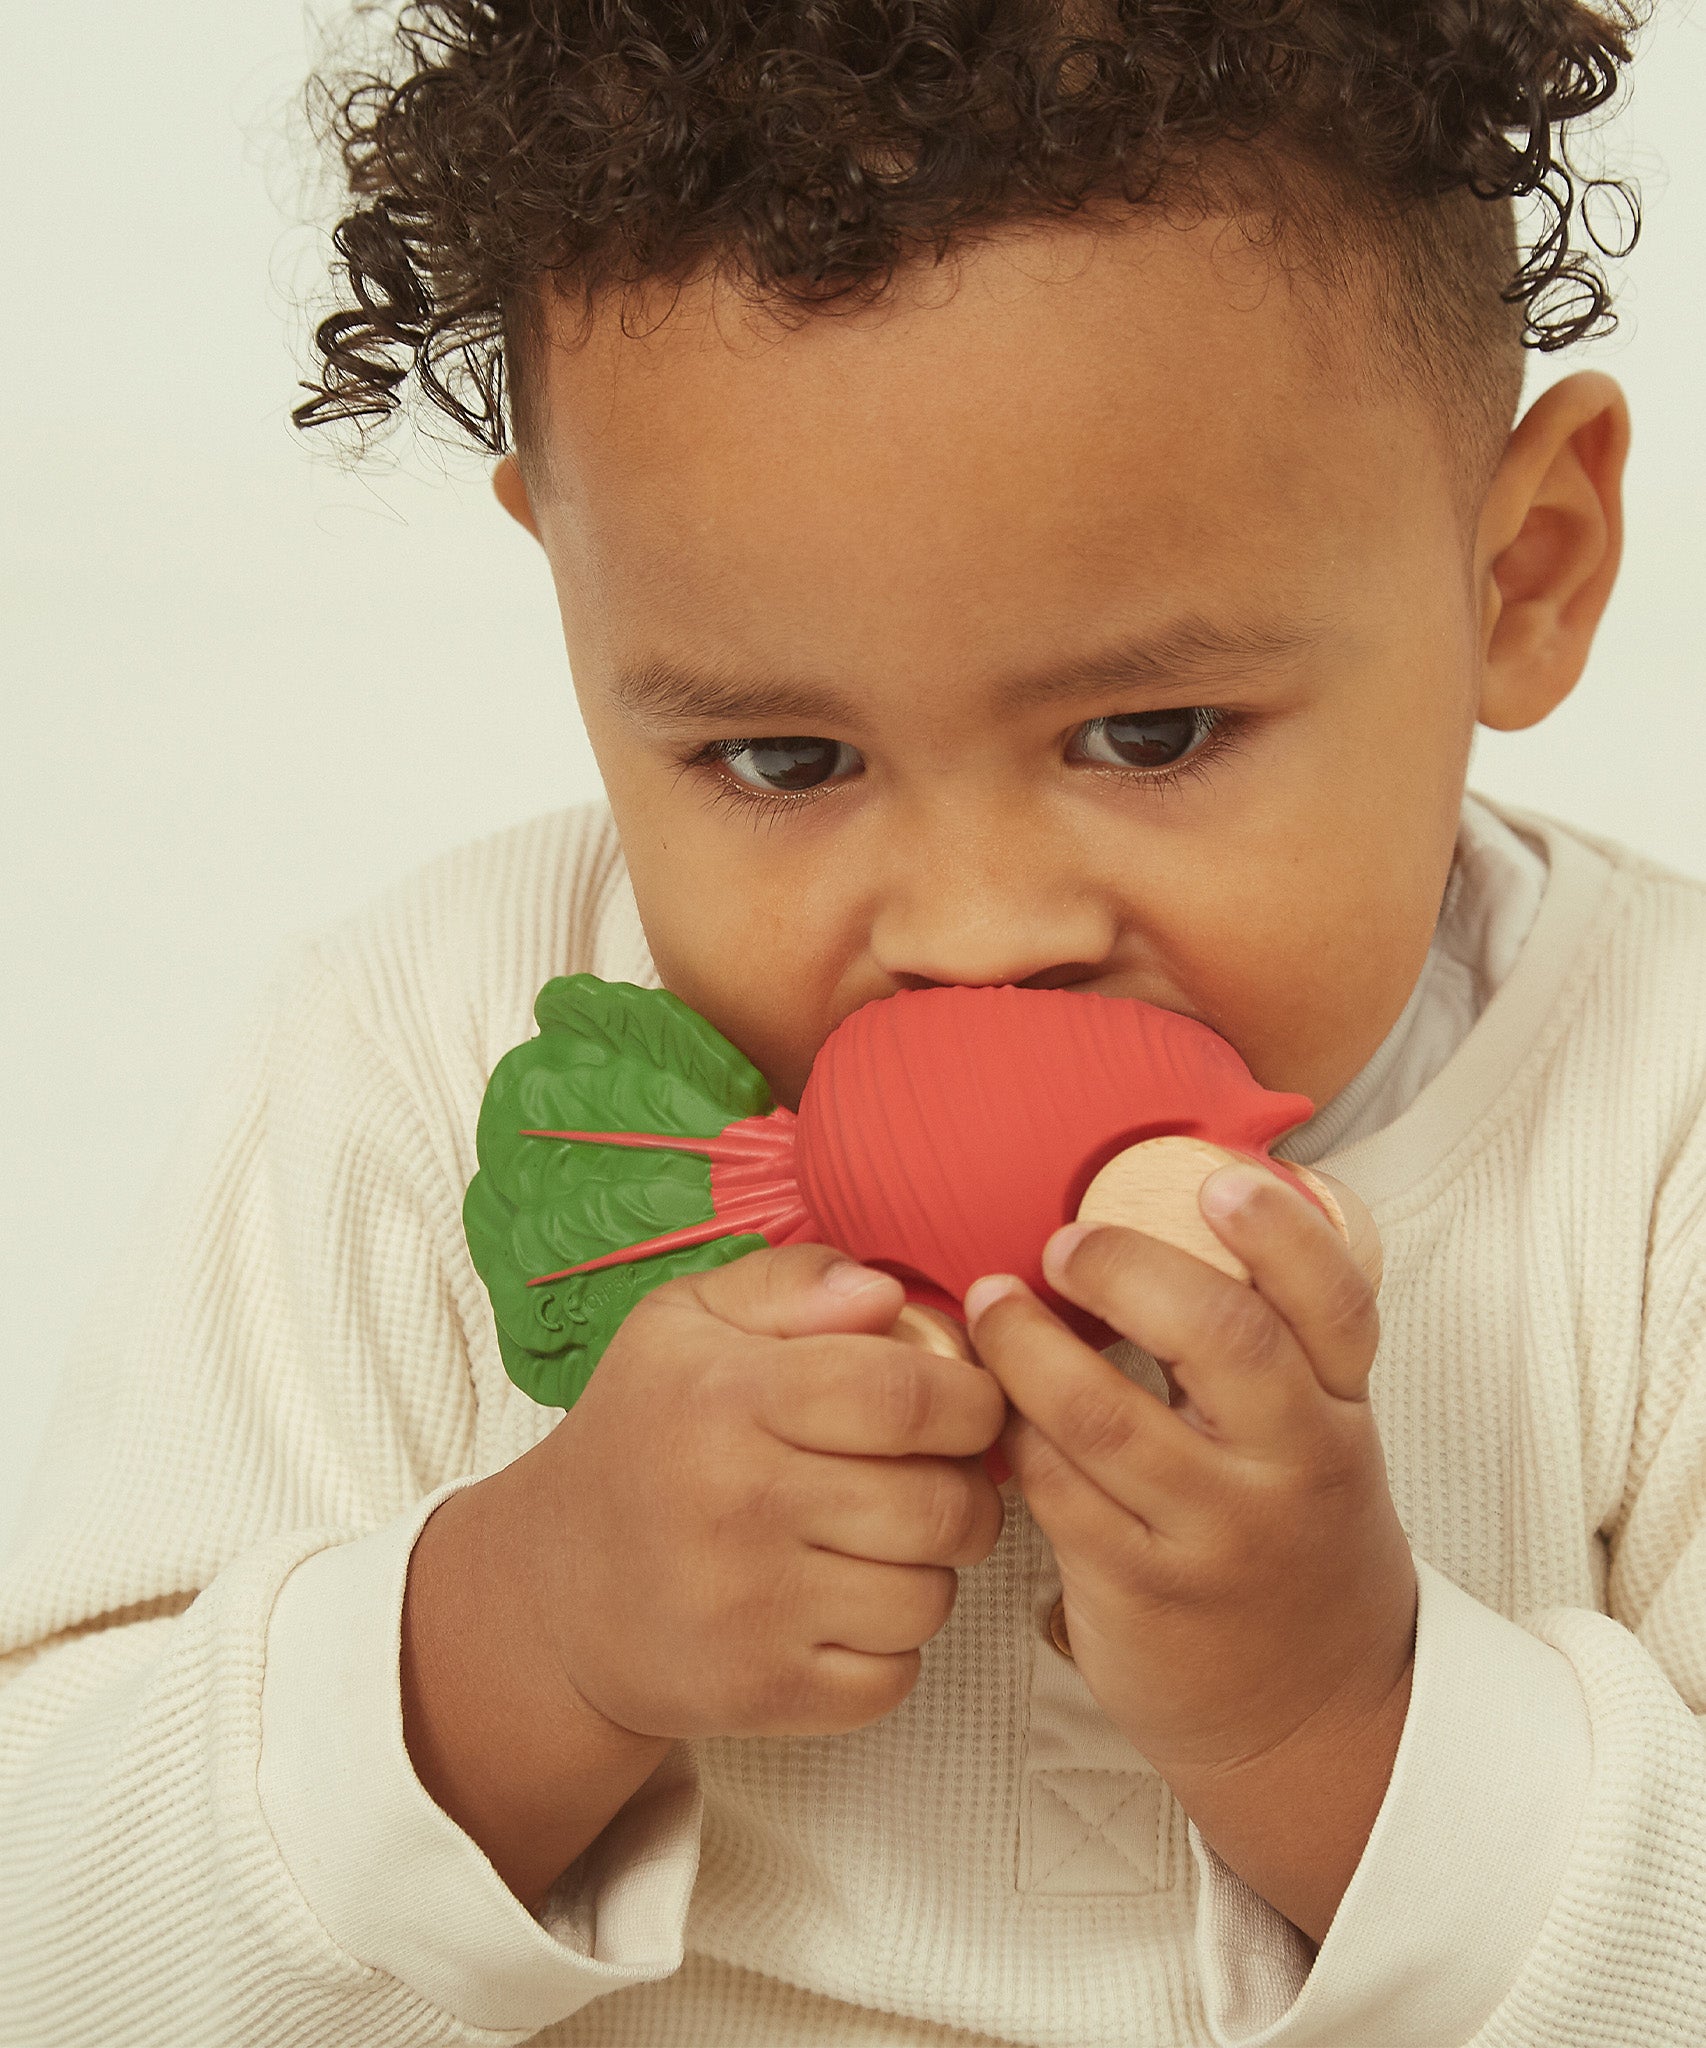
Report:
1076,1136,1382,1293
1289,1162,1384,1294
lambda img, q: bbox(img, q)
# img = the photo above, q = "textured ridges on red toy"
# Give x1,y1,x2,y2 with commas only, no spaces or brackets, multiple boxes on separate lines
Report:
792,984,1314,1326
520,1109,815,1285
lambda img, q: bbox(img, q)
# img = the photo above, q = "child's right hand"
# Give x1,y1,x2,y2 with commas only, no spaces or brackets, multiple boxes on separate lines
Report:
510,1243,1010,1742
400,1243,1007,1906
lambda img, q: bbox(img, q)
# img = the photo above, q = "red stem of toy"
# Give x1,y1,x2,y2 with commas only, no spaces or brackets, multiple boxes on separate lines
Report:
519,1111,815,1287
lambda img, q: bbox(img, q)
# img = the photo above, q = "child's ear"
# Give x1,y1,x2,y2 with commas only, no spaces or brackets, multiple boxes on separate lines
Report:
492,453,542,540
1475,370,1630,732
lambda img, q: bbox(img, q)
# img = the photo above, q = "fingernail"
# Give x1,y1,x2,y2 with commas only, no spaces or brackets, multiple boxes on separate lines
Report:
1199,1163,1271,1220
823,1260,891,1297
963,1274,1024,1323
1042,1221,1091,1285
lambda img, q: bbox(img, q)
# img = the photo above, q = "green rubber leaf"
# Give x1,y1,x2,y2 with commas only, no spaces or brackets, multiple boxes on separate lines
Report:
464,975,775,1408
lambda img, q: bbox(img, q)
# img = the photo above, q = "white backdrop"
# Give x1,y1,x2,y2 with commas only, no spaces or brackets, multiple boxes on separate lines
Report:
4,1,1705,1553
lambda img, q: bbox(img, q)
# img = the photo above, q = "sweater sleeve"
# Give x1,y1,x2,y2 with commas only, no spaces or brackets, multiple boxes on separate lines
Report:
1188,1120,1706,2048
0,938,702,2046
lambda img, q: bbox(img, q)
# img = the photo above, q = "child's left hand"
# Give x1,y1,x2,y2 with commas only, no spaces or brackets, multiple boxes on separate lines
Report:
964,1160,1418,1945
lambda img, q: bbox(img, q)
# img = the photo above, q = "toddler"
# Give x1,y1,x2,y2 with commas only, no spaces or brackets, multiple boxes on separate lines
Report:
5,4,1703,2044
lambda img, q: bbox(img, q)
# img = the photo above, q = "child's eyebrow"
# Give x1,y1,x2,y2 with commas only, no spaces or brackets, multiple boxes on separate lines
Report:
610,611,1323,731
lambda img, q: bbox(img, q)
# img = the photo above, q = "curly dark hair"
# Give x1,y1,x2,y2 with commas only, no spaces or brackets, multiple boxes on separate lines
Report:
293,0,1645,478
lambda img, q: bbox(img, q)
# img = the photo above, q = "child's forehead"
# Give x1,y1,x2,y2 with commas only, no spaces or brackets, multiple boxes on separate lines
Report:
521,211,1445,571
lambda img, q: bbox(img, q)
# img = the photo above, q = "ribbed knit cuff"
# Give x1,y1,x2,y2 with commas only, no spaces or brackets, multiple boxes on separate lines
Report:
1190,1555,1592,2047
256,1475,703,2035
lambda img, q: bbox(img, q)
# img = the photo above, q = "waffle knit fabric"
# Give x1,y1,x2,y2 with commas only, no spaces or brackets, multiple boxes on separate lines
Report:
2,793,1703,2047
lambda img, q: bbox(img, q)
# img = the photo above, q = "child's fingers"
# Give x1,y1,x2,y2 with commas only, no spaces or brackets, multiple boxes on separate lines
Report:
675,1242,905,1339
1197,1165,1381,1402
1035,1223,1323,1449
803,1550,960,1655
791,1449,1005,1569
756,1331,1009,1461
964,1277,1218,1526
998,1410,1158,1570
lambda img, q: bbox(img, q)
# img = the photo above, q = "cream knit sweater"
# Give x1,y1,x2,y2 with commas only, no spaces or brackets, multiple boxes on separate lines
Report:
3,794,1704,2047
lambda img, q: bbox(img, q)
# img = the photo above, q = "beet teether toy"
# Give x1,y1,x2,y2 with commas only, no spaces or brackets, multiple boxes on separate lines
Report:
463,975,1372,1410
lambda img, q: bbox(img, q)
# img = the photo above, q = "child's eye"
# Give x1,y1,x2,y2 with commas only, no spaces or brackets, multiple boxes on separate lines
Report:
1068,708,1214,770
708,736,864,793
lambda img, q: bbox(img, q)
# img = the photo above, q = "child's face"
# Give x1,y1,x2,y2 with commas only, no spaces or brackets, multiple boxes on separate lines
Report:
501,211,1618,1112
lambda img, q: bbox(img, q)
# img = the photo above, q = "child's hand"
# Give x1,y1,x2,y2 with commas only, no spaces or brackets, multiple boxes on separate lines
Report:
518,1243,1009,1744
403,1242,1006,1906
965,1162,1416,1942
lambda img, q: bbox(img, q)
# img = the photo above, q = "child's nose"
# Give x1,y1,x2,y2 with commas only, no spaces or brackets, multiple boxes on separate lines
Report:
866,830,1119,990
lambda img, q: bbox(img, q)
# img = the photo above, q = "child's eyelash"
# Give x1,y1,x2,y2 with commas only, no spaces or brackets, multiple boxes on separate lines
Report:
673,710,1246,823
1080,706,1249,800
672,739,848,824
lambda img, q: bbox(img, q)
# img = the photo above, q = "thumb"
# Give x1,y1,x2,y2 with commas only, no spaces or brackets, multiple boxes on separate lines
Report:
677,1240,906,1340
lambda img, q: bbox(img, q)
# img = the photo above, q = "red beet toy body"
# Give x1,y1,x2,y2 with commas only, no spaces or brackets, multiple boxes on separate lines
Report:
793,985,1315,1337
504,982,1317,1359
